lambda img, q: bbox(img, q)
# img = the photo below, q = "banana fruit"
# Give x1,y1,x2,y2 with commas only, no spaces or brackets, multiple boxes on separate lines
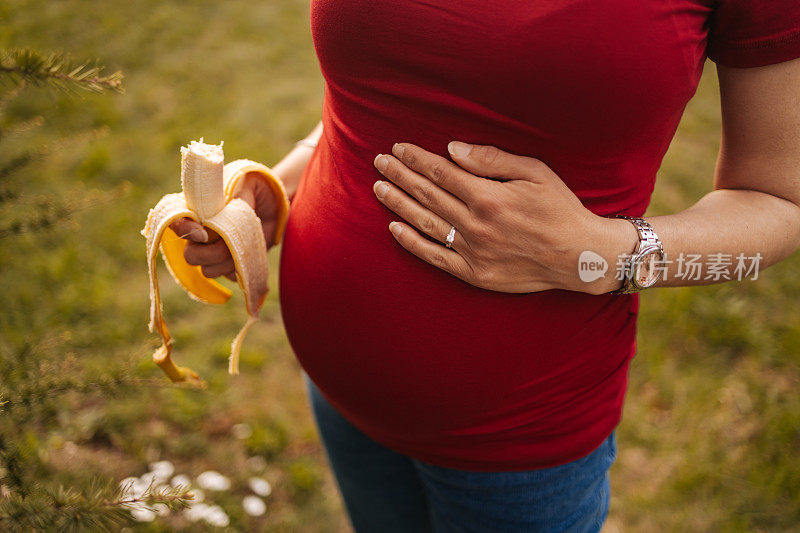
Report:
141,139,289,383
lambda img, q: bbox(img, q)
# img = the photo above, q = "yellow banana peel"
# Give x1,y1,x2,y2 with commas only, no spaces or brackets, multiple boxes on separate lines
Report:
141,139,290,383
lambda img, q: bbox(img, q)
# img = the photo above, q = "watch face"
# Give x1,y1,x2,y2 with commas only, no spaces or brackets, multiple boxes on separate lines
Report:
633,247,664,288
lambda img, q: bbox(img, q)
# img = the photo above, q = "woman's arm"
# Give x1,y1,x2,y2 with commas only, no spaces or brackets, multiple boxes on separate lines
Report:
272,119,323,203
590,57,800,293
368,58,800,295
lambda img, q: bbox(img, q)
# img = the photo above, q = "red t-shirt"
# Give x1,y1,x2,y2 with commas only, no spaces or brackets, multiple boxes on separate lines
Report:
279,0,800,471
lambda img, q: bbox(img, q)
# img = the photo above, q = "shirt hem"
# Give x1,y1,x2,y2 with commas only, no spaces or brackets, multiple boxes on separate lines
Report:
707,28,800,68
389,419,623,473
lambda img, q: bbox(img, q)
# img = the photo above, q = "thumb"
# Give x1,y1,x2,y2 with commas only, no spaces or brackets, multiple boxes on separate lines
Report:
447,141,548,182
169,217,208,243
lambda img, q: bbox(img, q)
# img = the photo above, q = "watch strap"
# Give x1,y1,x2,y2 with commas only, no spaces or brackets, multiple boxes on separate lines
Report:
609,216,663,295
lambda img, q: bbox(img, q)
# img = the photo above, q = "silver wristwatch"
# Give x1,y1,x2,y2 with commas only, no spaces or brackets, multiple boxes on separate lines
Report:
609,216,665,294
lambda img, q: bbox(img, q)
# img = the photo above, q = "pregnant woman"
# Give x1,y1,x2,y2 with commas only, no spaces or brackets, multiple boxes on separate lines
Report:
170,1,800,531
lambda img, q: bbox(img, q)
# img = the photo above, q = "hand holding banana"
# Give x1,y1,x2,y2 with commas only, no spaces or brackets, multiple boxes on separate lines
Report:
141,139,289,383
170,171,283,282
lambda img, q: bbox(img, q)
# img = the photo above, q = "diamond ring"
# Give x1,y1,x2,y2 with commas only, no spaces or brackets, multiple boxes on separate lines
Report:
445,226,456,248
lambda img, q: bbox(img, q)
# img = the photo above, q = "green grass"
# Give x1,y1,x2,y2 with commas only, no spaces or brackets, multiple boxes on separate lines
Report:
1,1,799,531
610,69,800,532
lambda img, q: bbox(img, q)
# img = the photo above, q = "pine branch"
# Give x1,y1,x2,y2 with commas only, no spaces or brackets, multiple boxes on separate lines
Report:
0,339,193,415
0,83,37,144
0,48,124,95
0,172,128,240
32,123,110,156
0,121,113,236
0,152,39,182
0,114,44,144
0,183,19,203
0,123,109,182
0,478,192,531
0,436,30,497
1,376,177,413
114,479,193,511
0,80,27,118
0,336,195,530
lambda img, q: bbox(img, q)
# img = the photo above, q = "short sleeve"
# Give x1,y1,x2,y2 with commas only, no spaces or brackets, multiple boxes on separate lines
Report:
706,0,800,68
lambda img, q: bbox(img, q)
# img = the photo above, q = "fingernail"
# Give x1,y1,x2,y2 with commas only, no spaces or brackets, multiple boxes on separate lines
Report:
448,141,471,158
373,180,389,198
389,221,403,237
374,153,388,172
392,143,405,158
191,228,208,242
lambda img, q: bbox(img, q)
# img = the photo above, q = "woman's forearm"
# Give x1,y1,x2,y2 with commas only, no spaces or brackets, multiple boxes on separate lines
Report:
271,120,323,203
590,188,800,293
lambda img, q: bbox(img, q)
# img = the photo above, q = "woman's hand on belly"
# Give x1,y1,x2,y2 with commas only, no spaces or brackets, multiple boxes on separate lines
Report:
371,142,637,295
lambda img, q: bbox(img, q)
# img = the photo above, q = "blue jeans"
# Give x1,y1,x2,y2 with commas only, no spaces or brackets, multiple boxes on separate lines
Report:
303,372,617,533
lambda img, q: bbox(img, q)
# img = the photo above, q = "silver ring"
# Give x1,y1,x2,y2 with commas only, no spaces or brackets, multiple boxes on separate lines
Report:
445,226,456,248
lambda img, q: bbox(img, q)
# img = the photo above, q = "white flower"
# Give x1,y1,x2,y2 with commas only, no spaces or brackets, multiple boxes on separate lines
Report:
149,460,175,479
130,478,151,498
140,471,166,487
130,507,156,522
153,503,170,517
203,505,230,527
246,455,267,472
142,468,170,485
119,476,138,488
118,477,138,498
190,488,205,502
248,477,272,497
243,495,266,517
184,502,208,522
170,474,192,489
232,423,253,440
197,471,231,491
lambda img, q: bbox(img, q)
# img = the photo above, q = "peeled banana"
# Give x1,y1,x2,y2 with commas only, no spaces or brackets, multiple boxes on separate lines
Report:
141,139,289,383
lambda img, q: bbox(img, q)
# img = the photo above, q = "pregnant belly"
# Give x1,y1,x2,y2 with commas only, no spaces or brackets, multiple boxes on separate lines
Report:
277,140,637,450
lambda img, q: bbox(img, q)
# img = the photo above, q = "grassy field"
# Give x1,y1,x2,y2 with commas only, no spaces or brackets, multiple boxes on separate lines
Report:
1,0,799,531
